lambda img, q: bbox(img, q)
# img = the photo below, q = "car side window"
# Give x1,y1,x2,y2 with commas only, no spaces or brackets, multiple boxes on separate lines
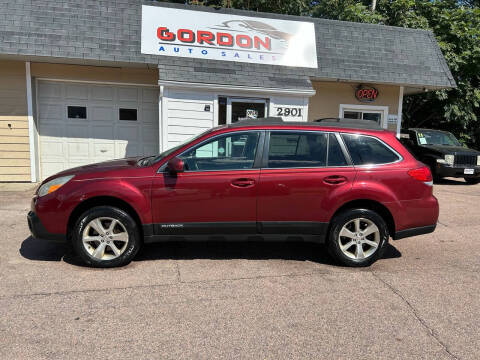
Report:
267,131,327,168
327,133,348,166
179,132,260,171
342,134,400,165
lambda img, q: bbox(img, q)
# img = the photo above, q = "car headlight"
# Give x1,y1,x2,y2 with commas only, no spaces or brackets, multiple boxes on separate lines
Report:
477,155,480,166
37,175,74,197
444,154,454,165
436,158,447,164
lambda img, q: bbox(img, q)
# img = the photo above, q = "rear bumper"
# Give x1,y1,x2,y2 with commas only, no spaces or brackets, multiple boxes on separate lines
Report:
393,224,436,240
27,211,66,243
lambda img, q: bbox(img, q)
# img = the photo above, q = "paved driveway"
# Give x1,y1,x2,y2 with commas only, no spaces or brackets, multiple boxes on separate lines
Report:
0,180,479,359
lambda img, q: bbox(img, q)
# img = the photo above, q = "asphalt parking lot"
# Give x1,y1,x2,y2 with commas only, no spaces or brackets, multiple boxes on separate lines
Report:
0,180,479,360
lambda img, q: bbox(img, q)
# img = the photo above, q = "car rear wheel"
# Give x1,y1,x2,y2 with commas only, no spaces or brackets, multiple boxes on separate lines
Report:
72,206,141,268
464,177,480,185
327,209,388,267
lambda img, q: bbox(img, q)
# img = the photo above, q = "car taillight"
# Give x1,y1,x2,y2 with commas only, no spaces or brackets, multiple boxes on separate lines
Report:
408,166,433,183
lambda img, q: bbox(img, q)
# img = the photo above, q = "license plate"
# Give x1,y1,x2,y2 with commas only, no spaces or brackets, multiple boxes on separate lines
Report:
464,168,474,175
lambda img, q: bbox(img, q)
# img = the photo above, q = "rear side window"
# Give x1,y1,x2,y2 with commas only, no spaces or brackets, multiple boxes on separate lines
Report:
328,133,348,166
342,134,400,165
268,132,327,168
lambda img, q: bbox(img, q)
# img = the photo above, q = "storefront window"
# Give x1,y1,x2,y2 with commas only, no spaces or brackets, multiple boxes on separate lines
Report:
218,97,269,124
230,101,265,123
344,110,381,123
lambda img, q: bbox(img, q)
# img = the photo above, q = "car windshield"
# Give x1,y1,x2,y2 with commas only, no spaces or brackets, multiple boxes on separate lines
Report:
416,130,461,146
150,129,213,164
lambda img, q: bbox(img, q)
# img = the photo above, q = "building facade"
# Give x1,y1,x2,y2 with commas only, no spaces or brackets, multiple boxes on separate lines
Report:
0,1,455,182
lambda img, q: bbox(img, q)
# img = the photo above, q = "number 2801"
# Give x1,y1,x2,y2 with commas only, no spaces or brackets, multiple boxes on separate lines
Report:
276,107,303,117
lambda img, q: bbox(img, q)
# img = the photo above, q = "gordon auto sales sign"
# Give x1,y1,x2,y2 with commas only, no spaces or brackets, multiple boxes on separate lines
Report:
141,6,318,68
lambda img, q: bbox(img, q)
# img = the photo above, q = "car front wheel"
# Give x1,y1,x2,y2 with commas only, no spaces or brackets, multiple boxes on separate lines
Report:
327,209,389,267
72,206,141,268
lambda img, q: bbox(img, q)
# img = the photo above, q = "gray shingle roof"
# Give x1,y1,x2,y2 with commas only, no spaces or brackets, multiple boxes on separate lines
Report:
0,0,456,90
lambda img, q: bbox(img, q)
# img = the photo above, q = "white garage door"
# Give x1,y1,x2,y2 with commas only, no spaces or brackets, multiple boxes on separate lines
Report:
37,81,159,179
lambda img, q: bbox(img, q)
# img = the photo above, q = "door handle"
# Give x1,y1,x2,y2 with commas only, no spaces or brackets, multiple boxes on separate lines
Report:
323,175,348,185
231,178,256,188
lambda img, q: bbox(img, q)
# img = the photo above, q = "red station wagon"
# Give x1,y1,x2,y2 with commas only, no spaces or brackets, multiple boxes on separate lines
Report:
28,118,439,268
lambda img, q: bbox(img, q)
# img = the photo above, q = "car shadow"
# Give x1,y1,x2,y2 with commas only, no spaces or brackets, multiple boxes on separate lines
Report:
19,236,401,267
20,236,75,262
434,178,470,185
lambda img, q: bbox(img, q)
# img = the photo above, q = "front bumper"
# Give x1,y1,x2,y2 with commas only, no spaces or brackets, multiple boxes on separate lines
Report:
27,211,66,243
435,164,480,178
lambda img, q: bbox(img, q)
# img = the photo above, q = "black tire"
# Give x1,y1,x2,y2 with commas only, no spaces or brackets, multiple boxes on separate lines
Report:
327,208,389,267
464,177,480,185
72,206,141,268
428,165,441,183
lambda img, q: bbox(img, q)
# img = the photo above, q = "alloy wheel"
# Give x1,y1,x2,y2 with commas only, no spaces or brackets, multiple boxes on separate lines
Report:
82,217,129,260
337,217,380,260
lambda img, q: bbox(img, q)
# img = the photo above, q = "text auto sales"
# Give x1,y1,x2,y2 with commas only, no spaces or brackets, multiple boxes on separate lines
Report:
156,27,280,61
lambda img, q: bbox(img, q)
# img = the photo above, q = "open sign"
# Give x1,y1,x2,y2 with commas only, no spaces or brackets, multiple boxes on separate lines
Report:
355,85,379,102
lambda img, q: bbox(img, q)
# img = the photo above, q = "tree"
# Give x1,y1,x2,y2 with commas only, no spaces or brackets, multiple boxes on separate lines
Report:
310,0,480,146
163,0,310,15
162,0,480,146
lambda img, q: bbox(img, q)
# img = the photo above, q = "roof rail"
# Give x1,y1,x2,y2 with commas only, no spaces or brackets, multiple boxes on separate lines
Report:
314,117,339,122
314,117,383,130
227,117,385,131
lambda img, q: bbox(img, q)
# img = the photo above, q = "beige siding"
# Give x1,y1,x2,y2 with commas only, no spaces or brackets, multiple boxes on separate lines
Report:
0,158,29,166
31,63,158,85
308,81,400,129
0,174,32,181
0,61,30,181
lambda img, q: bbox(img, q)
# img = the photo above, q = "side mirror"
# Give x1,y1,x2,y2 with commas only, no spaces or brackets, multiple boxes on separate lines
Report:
167,157,184,174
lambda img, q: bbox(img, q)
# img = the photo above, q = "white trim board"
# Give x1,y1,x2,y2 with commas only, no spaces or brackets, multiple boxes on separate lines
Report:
35,77,158,88
396,86,404,138
25,62,37,183
158,80,316,97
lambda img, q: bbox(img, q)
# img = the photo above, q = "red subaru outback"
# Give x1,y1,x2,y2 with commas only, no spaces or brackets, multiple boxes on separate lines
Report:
28,118,439,268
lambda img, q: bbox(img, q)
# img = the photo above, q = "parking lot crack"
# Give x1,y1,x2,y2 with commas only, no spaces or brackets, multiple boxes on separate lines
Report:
0,270,331,300
175,261,181,282
371,271,459,360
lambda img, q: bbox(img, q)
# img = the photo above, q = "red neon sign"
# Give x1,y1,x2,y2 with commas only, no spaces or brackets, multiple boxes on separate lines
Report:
355,85,379,102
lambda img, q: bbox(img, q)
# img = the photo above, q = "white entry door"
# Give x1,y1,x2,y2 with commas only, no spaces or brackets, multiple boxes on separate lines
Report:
37,81,159,179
